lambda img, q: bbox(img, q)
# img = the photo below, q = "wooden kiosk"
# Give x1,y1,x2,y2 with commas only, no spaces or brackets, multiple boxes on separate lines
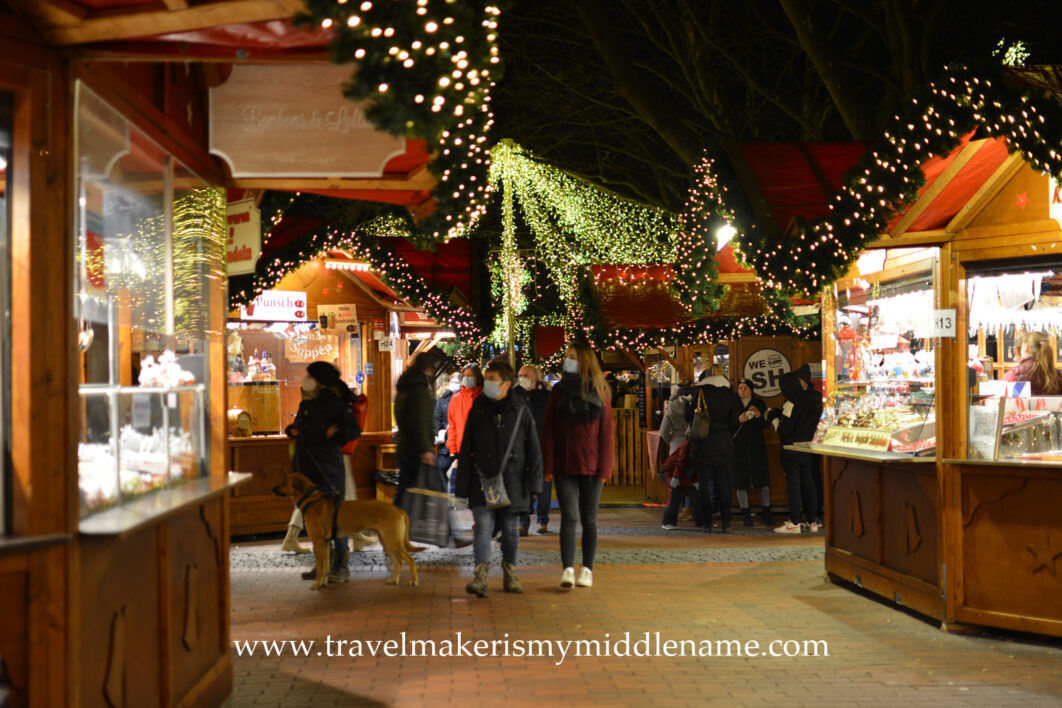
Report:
806,139,1062,637
227,255,445,535
0,40,245,708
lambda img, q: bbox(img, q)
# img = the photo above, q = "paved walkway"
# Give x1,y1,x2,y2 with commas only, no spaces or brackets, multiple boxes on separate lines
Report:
229,508,1062,707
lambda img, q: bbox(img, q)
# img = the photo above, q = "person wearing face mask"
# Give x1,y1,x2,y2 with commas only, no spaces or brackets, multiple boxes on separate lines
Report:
431,370,473,548
731,378,771,527
446,365,484,463
514,364,551,534
284,361,360,582
541,342,615,589
456,361,543,597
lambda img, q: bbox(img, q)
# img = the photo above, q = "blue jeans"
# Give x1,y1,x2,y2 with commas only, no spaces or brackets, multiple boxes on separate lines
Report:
472,507,519,565
782,452,818,525
554,475,604,569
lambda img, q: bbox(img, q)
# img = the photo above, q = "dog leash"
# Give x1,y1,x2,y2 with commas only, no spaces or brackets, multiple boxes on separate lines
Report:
296,484,342,541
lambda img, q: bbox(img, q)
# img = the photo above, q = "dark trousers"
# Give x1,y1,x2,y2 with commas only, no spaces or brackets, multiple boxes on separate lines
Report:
782,452,818,525
696,459,732,529
394,456,421,510
472,507,519,565
554,475,604,569
662,484,705,526
520,478,553,529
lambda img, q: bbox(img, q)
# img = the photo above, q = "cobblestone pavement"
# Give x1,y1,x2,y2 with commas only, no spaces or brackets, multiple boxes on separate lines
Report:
229,508,1062,707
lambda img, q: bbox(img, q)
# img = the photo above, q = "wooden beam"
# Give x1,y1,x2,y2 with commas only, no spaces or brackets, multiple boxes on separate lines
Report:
619,348,645,372
231,171,437,192
162,0,191,10
655,346,681,372
717,272,759,284
8,0,87,27
887,139,987,239
75,48,333,64
945,152,1026,234
866,229,952,249
37,0,306,46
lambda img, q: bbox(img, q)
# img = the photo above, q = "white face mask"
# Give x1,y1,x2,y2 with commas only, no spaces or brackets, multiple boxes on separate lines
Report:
563,358,579,374
462,376,476,389
482,379,503,400
448,381,461,393
518,376,534,391
301,376,318,394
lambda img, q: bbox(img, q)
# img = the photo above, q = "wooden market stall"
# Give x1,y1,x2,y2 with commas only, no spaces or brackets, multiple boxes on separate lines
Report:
0,39,245,708
227,254,449,535
800,136,1062,637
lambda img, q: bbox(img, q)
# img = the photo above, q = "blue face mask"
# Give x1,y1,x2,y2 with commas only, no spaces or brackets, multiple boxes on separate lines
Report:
563,358,579,374
482,379,503,400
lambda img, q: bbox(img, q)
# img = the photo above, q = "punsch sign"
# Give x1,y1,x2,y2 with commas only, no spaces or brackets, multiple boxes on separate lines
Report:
209,64,408,178
743,348,792,398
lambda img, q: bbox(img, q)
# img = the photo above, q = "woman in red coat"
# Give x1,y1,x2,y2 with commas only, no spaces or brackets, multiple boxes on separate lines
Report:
542,342,614,589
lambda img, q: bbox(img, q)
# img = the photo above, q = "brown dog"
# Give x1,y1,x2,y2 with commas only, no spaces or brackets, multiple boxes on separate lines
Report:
272,473,425,589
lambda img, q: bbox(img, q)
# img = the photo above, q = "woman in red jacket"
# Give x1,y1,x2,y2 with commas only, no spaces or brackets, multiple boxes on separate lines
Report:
446,364,483,458
542,342,614,589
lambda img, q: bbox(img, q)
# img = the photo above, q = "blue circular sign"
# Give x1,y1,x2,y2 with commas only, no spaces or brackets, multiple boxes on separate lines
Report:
355,371,365,384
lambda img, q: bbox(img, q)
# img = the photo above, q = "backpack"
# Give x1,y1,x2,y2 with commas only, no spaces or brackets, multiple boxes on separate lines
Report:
686,390,711,440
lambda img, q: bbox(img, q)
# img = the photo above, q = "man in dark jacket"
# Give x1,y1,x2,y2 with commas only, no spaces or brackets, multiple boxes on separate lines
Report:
393,353,436,509
686,371,742,532
456,361,543,597
515,364,551,534
767,364,823,533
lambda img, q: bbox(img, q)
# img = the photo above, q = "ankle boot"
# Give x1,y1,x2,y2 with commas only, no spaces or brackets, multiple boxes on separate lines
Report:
502,561,523,593
742,507,754,526
281,524,309,553
465,562,490,597
328,547,350,584
761,506,772,526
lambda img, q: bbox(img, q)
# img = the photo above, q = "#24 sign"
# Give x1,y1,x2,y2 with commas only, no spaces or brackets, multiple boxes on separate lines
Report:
743,348,792,398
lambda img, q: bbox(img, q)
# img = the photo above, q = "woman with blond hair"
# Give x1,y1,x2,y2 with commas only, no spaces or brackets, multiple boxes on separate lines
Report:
542,342,615,589
1004,332,1062,394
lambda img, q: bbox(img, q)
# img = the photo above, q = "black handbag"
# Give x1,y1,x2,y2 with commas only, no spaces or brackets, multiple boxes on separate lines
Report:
687,390,711,440
478,406,526,510
403,463,450,546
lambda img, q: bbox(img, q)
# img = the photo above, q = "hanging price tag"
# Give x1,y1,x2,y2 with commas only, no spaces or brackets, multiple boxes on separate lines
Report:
931,308,956,338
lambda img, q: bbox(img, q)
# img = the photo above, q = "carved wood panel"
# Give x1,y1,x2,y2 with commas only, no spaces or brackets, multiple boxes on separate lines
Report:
826,458,880,562
961,472,1062,621
881,467,938,584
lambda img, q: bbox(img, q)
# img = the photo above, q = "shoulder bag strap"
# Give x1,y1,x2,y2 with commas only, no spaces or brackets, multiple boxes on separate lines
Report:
499,405,527,472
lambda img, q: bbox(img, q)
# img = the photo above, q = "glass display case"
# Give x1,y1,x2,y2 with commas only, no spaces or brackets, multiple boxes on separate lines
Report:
965,259,1062,461
75,83,225,516
817,257,938,457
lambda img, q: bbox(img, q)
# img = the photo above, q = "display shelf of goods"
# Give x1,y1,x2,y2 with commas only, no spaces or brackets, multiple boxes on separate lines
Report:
78,384,205,515
816,385,935,455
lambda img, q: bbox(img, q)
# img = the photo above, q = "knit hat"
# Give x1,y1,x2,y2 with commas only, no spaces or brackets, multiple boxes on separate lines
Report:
306,361,343,388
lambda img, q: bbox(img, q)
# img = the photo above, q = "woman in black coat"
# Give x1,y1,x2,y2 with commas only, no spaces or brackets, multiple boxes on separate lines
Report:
731,378,771,526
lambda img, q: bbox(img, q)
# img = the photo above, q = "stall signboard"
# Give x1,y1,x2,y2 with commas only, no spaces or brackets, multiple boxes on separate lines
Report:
284,331,339,364
209,64,407,178
743,348,792,398
240,290,307,321
317,304,358,331
226,199,261,276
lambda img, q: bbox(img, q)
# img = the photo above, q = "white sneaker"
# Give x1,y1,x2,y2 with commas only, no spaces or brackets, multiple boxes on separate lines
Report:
559,567,575,588
805,522,820,533
576,567,593,587
662,524,678,530
774,520,802,534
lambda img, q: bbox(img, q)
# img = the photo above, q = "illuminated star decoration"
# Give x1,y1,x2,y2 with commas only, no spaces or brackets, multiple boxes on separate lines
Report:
1015,191,1030,210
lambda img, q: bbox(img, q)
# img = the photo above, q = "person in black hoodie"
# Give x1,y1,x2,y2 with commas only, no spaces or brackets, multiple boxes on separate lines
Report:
393,353,436,509
766,364,823,533
685,367,742,532
456,361,543,597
